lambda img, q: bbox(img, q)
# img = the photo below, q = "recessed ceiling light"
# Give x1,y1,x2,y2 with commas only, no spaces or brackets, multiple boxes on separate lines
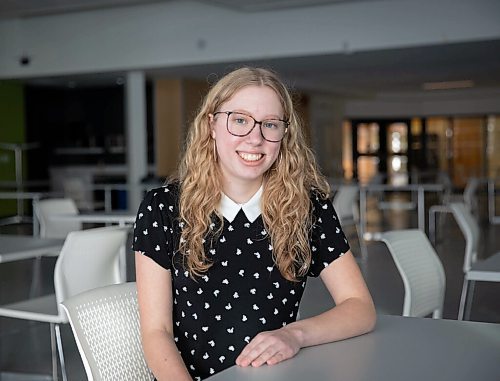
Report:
422,80,474,90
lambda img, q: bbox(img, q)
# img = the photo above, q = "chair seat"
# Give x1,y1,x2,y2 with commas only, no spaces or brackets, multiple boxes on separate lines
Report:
0,294,66,324
468,253,500,282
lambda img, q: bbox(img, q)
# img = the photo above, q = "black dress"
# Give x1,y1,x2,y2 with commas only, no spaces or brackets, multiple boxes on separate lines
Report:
133,182,350,380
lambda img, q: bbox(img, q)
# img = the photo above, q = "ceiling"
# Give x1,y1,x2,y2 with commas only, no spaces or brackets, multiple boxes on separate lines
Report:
147,39,500,96
3,0,500,96
0,0,166,19
0,0,371,18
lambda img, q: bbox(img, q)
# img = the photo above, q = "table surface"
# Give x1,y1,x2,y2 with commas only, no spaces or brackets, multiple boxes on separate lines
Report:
0,234,64,263
206,314,500,381
50,211,136,224
360,183,444,191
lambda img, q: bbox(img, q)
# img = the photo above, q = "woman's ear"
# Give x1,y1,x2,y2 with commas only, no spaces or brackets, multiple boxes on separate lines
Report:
208,113,216,139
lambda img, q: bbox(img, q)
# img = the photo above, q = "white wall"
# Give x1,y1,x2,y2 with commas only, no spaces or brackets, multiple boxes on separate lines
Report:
1,0,499,79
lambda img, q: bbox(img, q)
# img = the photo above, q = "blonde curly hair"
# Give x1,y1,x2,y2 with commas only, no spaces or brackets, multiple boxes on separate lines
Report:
176,67,330,281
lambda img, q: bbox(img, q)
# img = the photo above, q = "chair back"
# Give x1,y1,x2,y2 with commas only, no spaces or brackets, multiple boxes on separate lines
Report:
34,198,82,239
61,282,154,381
54,226,127,316
463,177,479,216
449,202,480,273
63,177,99,211
332,185,359,224
379,229,445,318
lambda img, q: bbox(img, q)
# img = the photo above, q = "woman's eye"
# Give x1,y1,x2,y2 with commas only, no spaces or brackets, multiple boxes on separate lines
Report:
263,121,278,129
235,118,246,124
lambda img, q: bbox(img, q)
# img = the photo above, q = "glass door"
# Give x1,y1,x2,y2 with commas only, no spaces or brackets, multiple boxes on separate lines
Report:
352,119,412,185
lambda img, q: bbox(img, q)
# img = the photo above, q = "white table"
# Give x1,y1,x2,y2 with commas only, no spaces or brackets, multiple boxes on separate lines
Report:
207,314,500,381
0,234,64,263
0,234,65,381
49,212,136,281
50,211,136,227
0,191,47,234
359,183,443,240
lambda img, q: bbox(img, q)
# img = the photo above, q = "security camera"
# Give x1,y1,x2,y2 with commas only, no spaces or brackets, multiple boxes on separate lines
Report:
19,55,31,66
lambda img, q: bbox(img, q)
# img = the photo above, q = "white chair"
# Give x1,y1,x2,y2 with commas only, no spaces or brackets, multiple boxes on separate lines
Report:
31,198,83,296
332,184,359,225
0,226,128,381
332,184,367,259
61,282,154,381
449,202,500,320
429,177,480,243
34,198,82,239
62,177,105,211
378,229,446,318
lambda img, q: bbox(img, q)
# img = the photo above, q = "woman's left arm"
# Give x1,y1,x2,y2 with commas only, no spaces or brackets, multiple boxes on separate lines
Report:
236,250,376,367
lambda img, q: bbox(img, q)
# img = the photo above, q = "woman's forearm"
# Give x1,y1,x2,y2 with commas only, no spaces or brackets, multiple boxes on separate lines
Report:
142,329,193,381
284,296,376,349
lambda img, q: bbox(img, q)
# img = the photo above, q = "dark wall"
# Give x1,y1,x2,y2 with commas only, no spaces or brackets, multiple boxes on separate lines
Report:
25,83,154,181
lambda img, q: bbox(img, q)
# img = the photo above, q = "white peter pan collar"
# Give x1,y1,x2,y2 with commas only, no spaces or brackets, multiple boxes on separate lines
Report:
219,185,263,223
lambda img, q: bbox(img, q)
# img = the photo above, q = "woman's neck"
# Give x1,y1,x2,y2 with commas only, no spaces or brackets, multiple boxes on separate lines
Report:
222,178,263,204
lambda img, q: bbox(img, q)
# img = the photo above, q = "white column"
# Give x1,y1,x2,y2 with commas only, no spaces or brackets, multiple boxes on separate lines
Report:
125,71,147,212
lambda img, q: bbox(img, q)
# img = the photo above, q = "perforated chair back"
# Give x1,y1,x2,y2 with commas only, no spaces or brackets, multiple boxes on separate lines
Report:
34,198,82,239
379,229,446,318
449,202,480,273
61,282,154,381
332,185,359,224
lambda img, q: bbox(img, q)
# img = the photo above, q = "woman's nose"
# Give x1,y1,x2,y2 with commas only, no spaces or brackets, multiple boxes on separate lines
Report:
246,123,264,144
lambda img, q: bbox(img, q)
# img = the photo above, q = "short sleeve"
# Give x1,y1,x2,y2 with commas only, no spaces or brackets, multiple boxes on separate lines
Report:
132,186,177,270
307,192,351,277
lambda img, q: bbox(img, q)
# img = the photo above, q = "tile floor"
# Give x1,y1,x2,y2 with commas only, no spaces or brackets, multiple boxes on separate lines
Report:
1,195,499,380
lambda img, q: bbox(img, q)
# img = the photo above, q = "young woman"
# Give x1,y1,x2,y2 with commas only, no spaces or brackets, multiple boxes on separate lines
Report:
133,67,376,381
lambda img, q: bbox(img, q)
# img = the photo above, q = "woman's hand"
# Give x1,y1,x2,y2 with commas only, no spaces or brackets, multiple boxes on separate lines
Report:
235,325,302,367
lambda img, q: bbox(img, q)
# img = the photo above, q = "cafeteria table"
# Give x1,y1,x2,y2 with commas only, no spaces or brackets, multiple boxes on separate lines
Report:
0,234,64,263
359,183,443,240
206,314,500,381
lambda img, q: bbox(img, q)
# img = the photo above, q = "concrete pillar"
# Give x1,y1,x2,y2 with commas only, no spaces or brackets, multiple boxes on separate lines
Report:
125,71,147,212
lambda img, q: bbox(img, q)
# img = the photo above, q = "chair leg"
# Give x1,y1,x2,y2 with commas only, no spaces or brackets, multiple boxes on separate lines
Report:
50,323,59,381
29,256,43,298
429,209,437,244
458,278,473,320
354,222,368,261
432,308,442,319
55,324,68,381
464,280,476,321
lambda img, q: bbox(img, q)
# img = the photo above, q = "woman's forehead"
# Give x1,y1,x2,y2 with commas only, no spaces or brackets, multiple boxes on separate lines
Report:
220,85,284,113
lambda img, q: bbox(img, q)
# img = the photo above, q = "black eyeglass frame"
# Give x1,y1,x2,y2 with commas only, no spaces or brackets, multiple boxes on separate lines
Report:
213,111,289,143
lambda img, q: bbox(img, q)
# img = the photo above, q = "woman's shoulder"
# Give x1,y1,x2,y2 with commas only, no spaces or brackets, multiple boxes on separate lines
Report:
309,187,330,204
142,180,181,204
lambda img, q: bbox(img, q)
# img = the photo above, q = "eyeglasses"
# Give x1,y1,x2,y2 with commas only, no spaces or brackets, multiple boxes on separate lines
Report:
213,111,288,143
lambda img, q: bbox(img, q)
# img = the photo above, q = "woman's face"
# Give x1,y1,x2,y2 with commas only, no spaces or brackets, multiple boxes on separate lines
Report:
210,85,284,193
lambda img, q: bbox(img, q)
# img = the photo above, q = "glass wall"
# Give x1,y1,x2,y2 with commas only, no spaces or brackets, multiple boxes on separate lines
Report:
343,115,497,187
